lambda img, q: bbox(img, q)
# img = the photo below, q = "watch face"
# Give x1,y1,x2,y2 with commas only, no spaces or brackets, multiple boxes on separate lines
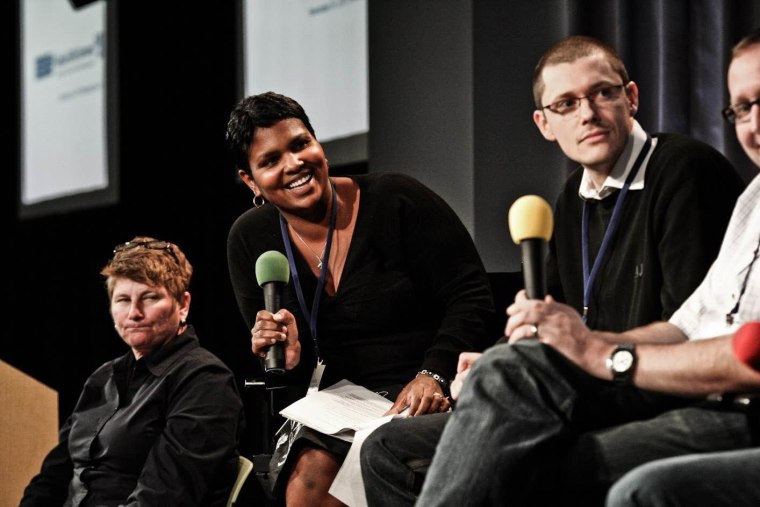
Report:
612,350,634,372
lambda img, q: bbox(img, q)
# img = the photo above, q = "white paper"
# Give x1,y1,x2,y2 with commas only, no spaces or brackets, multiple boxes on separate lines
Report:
280,379,408,505
279,379,394,439
329,416,398,507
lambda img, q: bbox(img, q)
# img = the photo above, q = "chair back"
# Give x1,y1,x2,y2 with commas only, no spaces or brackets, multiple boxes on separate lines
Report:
226,455,254,507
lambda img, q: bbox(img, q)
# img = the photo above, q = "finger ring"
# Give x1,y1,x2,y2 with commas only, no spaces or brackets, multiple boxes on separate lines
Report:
529,325,539,337
433,392,443,398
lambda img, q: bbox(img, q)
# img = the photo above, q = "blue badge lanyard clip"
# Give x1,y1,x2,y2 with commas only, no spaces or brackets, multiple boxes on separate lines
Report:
279,180,338,361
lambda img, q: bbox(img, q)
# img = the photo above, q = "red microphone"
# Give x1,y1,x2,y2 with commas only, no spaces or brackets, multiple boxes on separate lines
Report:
732,322,760,371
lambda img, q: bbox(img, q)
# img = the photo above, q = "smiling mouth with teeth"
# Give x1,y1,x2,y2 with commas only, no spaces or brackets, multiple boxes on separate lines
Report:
286,172,314,190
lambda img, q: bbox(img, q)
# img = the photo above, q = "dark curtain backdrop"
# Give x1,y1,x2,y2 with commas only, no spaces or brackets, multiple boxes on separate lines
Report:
564,0,759,181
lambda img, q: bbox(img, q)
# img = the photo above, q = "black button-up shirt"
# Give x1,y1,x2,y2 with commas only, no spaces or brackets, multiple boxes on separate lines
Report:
21,326,245,506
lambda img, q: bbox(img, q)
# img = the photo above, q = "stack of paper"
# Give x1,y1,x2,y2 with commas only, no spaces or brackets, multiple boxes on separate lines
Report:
279,379,395,441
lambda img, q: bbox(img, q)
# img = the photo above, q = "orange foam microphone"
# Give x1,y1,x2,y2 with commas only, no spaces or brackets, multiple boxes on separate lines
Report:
508,195,554,300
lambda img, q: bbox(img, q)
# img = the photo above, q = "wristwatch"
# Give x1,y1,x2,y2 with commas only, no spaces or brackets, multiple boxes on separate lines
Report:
606,343,637,385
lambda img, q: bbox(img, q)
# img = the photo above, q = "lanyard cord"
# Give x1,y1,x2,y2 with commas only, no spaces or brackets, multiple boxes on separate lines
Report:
726,234,760,325
582,135,652,323
279,179,338,361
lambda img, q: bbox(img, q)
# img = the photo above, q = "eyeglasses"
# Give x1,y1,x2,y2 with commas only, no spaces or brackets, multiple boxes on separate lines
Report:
113,240,180,265
541,84,627,116
722,98,760,124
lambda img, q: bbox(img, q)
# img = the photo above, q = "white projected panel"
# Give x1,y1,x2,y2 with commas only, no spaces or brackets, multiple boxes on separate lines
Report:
20,0,110,214
243,0,368,144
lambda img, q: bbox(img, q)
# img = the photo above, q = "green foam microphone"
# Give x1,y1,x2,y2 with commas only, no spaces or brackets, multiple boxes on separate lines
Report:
255,250,290,374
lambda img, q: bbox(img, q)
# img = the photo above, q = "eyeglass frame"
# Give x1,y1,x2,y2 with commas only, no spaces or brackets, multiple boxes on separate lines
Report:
722,97,760,125
113,240,180,265
540,83,628,116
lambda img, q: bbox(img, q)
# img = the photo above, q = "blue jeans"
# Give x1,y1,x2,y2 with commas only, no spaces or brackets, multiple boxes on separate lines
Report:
606,448,760,506
416,341,753,506
360,412,449,507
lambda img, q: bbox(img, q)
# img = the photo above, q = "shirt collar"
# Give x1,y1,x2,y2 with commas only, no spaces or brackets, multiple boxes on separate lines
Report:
141,326,199,376
579,120,657,200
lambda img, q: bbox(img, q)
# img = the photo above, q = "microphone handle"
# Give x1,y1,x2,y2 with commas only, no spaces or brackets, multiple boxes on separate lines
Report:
262,282,286,374
521,238,547,300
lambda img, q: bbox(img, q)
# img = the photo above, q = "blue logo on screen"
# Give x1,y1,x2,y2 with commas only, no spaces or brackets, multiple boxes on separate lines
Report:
36,54,54,78
34,32,103,80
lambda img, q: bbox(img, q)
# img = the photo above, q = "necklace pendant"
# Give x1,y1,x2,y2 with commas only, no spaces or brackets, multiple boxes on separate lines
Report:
317,260,323,270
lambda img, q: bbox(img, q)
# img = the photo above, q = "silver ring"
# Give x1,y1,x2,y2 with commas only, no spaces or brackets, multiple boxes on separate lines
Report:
433,392,443,398
529,325,539,338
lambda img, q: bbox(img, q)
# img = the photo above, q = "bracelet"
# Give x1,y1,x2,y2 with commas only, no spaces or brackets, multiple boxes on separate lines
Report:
416,369,450,389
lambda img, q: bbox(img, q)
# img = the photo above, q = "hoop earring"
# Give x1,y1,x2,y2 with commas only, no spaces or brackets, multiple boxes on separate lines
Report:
253,194,266,208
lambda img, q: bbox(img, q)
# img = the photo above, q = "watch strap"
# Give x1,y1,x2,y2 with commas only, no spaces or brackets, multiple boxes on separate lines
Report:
607,343,637,385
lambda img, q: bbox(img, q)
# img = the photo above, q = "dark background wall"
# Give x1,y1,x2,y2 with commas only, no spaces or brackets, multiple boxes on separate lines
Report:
3,0,759,458
4,0,255,436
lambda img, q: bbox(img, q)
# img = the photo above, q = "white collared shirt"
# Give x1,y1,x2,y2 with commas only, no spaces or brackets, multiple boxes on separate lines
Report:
669,173,760,340
578,120,658,201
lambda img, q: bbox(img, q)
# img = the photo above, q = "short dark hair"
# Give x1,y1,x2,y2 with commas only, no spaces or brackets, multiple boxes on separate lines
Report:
225,91,316,176
733,27,760,58
532,35,629,109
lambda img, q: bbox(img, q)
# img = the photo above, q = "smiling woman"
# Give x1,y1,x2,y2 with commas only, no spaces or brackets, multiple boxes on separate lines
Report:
225,92,496,505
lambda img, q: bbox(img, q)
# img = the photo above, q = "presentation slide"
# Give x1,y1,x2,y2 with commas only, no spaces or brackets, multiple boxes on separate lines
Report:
20,0,111,215
243,0,368,144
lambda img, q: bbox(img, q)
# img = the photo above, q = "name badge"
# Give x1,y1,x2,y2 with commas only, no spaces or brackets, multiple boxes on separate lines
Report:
308,360,325,394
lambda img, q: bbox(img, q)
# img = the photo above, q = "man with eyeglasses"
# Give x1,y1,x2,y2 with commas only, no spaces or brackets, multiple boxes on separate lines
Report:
414,34,760,506
533,35,743,334
604,28,760,507
360,35,743,506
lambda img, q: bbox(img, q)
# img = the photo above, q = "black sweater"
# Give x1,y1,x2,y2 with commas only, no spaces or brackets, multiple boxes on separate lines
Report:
547,133,745,332
227,172,495,394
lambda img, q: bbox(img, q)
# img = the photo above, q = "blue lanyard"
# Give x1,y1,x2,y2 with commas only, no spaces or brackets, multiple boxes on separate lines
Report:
279,180,338,361
581,135,651,323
